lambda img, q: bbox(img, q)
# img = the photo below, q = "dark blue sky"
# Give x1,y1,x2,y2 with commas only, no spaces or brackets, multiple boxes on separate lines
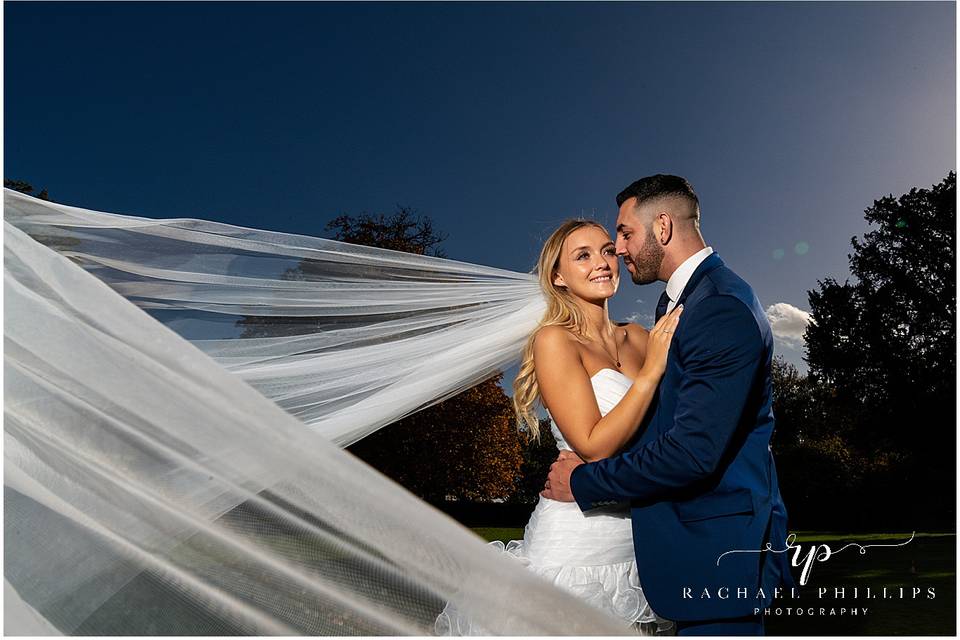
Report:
6,2,955,370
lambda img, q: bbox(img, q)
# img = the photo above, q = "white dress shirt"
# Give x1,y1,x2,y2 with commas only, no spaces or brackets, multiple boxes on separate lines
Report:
664,246,714,313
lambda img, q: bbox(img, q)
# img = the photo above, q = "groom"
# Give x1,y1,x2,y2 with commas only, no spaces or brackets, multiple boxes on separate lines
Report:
544,174,794,635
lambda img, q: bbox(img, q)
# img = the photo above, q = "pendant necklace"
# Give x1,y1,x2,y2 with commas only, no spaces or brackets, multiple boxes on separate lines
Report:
602,328,622,368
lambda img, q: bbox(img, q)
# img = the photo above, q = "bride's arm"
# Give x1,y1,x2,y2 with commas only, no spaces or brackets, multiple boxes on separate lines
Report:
534,307,683,462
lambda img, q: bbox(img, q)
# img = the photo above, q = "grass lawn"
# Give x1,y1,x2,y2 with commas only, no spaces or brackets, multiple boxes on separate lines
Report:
472,528,955,636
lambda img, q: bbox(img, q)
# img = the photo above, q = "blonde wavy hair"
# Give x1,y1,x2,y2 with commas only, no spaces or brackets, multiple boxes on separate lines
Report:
512,219,611,441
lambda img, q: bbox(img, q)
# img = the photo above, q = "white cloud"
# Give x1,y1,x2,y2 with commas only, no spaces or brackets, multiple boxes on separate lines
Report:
765,302,812,350
623,311,655,327
623,302,812,348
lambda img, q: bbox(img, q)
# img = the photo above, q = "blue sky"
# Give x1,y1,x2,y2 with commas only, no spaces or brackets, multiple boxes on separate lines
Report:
6,1,955,371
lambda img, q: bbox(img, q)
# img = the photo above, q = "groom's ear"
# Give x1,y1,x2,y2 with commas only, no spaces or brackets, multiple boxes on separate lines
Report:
657,213,673,245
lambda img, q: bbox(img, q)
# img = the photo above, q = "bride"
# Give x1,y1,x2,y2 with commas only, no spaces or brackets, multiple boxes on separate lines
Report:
437,220,682,635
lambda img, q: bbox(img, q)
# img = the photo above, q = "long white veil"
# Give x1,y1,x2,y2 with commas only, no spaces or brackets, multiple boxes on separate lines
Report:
4,189,631,635
5,189,547,445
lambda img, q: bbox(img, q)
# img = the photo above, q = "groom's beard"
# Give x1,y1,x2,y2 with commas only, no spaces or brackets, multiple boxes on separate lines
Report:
625,228,664,285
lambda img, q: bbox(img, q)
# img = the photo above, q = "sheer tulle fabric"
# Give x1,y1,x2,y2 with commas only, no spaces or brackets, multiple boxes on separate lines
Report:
4,198,632,635
5,188,546,446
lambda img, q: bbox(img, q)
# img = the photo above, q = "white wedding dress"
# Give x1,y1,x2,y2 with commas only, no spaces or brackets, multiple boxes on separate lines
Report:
436,368,673,635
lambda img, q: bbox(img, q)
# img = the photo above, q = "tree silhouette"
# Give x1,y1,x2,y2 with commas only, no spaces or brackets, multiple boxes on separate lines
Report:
325,207,447,258
5,178,49,200
798,172,956,526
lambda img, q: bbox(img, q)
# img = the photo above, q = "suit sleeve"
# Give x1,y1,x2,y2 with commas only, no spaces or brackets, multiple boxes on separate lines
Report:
570,295,764,510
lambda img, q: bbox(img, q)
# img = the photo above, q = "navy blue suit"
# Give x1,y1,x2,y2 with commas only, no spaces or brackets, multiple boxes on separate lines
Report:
570,253,793,629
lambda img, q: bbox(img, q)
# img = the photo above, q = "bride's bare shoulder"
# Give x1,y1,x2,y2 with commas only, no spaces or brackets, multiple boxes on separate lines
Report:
533,325,577,350
532,325,581,365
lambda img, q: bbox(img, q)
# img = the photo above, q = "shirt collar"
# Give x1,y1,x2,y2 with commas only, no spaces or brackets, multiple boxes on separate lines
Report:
665,246,714,302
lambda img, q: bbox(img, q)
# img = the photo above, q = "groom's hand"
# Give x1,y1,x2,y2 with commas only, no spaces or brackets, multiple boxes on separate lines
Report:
541,450,584,502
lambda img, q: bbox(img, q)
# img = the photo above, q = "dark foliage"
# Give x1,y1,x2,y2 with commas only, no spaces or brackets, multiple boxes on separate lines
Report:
5,178,49,200
776,173,956,530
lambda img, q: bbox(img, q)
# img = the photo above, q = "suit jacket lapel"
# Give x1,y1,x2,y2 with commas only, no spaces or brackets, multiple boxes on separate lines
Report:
675,252,724,309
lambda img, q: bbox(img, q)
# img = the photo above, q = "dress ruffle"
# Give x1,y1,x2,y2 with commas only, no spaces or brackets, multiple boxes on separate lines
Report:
436,540,674,636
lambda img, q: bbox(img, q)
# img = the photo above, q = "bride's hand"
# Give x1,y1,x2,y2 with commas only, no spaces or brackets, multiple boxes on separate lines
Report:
640,305,683,378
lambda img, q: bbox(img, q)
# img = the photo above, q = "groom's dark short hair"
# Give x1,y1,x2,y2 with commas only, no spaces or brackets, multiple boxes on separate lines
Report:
616,174,700,219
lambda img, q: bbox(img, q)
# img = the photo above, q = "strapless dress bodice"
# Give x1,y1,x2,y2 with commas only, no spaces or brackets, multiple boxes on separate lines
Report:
549,368,633,452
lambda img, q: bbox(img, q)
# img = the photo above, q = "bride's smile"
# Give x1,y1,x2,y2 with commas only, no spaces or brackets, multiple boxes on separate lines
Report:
551,226,621,304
